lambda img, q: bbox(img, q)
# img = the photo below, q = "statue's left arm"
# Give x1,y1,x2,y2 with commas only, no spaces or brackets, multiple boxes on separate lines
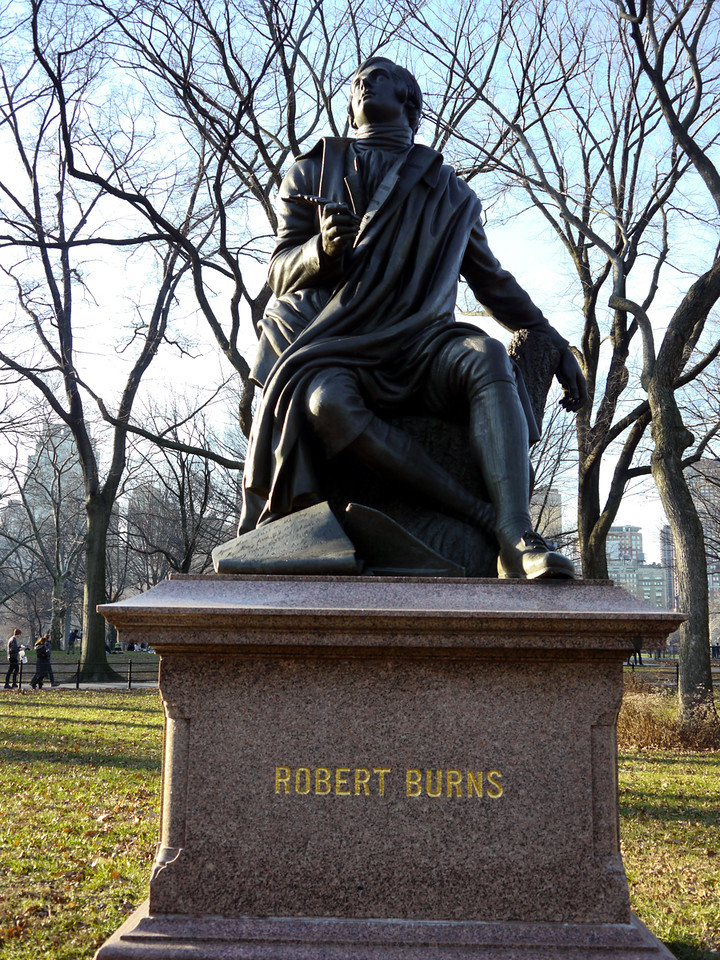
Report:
461,219,587,412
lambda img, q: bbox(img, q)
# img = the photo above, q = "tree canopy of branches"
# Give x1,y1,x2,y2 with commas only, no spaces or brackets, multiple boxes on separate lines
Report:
613,0,720,731
0,417,85,647
405,0,720,727
122,403,243,590
0,2,242,678
5,0,719,728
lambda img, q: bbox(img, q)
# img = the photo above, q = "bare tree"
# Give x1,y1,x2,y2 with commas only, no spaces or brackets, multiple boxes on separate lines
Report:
122,402,243,591
614,0,720,733
529,389,579,554
405,0,720,730
28,0,418,431
0,415,86,648
0,6,215,678
405,0,719,577
18,0,719,726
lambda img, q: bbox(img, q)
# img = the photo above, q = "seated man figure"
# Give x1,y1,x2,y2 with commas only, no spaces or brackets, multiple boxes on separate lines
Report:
239,57,587,579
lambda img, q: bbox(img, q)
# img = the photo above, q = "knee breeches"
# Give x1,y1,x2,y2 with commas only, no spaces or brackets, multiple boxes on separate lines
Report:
304,333,518,458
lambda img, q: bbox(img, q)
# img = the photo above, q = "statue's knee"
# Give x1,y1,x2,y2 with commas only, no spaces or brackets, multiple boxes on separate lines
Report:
480,337,514,374
306,380,339,433
461,336,514,387
305,371,360,442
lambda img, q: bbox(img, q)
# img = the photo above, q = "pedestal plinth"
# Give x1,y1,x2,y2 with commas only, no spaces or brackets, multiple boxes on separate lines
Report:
96,576,682,959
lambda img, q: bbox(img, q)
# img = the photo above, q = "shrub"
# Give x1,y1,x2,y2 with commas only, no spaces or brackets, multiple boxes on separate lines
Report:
618,676,720,751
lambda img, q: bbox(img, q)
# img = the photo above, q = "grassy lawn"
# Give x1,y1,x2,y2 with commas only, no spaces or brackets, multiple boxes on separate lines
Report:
0,687,718,959
620,750,720,959
0,691,163,959
617,682,720,959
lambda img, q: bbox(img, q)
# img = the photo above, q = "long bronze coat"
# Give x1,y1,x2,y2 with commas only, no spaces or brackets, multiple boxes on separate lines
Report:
240,139,567,530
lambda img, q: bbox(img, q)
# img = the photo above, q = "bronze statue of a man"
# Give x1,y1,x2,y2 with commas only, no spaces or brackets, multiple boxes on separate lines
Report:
239,57,587,578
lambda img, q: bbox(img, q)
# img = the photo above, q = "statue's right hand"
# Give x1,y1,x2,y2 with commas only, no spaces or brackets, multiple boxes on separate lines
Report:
320,202,359,259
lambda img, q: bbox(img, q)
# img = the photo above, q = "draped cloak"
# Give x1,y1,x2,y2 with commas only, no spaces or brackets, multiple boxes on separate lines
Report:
240,139,566,531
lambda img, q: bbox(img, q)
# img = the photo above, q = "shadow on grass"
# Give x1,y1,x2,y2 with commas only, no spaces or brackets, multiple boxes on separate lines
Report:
619,752,720,769
620,793,718,824
0,717,161,738
0,695,161,715
0,745,161,772
664,940,717,960
0,705,163,730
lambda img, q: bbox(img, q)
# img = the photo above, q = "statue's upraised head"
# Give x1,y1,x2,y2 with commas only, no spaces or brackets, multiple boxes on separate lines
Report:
347,57,423,135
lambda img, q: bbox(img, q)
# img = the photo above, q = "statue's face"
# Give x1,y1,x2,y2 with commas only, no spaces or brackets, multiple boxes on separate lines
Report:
350,62,408,129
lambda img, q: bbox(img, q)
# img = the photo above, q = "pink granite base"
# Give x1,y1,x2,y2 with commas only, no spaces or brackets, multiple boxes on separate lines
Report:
97,902,676,959
94,576,682,960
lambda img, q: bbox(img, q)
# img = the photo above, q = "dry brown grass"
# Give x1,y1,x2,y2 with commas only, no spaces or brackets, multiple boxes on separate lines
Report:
618,675,720,751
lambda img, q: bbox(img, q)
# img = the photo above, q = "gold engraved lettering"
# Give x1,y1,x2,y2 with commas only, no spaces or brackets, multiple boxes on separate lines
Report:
447,769,463,798
406,769,422,797
315,767,331,795
275,767,291,795
373,768,391,797
354,768,371,796
335,768,351,796
295,767,311,795
487,770,503,798
275,765,500,799
467,771,483,797
426,770,442,798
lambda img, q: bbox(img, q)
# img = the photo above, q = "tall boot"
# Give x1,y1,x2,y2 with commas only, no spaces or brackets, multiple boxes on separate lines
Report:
469,380,574,579
346,416,495,534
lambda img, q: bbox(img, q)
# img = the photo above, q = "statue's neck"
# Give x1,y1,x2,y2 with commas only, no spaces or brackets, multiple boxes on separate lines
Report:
354,122,413,152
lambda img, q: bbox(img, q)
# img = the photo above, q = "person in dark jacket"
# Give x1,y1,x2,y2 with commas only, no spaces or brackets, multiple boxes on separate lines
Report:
43,635,58,686
239,57,586,579
4,628,21,688
30,636,51,690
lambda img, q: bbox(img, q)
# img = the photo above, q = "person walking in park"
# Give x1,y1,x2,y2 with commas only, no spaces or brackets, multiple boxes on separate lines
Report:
30,636,51,690
4,628,21,688
43,635,58,686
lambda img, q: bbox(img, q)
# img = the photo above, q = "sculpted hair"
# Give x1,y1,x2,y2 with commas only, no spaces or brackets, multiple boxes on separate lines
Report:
348,57,423,135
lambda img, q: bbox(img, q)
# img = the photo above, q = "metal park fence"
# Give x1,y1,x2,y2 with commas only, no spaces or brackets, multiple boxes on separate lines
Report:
625,659,720,689
6,655,718,694
9,657,159,691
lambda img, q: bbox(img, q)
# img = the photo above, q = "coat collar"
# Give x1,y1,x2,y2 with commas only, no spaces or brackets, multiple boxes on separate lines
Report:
313,137,443,209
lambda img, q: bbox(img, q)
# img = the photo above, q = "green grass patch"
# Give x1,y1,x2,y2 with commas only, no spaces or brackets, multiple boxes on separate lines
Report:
617,681,720,959
619,751,720,959
0,690,163,959
1,687,718,959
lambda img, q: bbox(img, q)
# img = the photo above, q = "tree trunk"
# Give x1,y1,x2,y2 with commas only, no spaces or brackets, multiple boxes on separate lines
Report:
578,460,609,579
648,384,719,739
50,576,66,650
80,495,121,682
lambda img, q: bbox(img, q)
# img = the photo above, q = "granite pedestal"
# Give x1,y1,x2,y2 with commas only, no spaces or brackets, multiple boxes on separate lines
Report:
95,576,682,959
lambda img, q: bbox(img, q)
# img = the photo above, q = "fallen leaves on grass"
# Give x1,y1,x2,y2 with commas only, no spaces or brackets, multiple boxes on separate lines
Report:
0,691,163,959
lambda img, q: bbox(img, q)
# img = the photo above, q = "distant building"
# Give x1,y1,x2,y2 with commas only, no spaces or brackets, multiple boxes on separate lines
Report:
606,526,668,609
683,460,720,610
659,525,678,611
606,555,669,610
606,558,637,595
0,498,26,537
635,563,669,608
530,485,563,541
607,525,644,563
687,459,720,547
23,423,85,520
